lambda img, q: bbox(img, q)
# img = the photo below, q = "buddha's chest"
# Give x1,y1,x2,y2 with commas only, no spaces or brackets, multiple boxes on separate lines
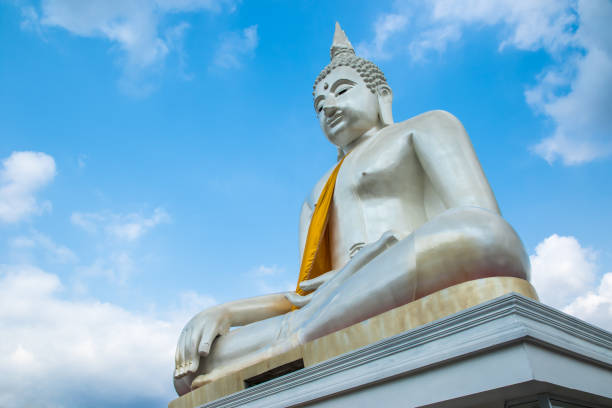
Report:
335,131,423,202
328,131,427,266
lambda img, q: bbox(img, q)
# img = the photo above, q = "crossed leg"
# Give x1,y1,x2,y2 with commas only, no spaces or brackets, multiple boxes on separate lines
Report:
184,206,529,391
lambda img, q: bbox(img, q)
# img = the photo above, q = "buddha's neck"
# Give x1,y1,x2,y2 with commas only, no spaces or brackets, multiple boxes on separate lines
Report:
341,125,383,155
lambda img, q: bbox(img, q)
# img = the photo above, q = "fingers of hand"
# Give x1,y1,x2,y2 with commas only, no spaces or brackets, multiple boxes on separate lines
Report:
175,327,190,377
381,230,399,246
174,342,183,377
298,278,319,292
198,340,211,356
176,311,231,377
285,292,301,306
198,313,230,356
285,291,313,308
198,321,218,357
187,327,203,374
175,320,206,378
175,333,182,367
299,270,337,291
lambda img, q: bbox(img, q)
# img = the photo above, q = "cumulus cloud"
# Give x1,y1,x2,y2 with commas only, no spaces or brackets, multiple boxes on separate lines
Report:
213,25,259,69
528,1,612,164
530,234,612,331
362,0,612,165
0,151,56,223
530,234,598,309
0,264,200,407
564,272,612,331
20,0,237,92
71,207,170,241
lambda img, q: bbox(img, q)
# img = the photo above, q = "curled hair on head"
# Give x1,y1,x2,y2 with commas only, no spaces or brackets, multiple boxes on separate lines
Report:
312,51,389,103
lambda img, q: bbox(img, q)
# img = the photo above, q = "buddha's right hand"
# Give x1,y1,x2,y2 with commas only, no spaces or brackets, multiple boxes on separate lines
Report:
287,231,400,310
174,305,230,378
285,270,339,308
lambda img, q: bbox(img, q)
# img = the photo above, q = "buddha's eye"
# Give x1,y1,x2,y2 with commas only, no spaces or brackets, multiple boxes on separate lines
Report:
317,105,323,113
337,88,349,96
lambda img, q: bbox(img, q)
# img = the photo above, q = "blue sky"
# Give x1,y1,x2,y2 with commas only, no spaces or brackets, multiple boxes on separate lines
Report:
1,0,611,407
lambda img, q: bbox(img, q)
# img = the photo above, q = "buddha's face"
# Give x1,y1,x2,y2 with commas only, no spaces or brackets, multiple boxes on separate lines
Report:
314,66,382,149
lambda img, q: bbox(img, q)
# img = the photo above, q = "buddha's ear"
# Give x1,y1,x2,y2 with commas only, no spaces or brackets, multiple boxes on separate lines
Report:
376,85,393,126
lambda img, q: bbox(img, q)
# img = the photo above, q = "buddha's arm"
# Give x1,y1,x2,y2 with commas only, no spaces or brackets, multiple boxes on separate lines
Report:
221,293,294,326
410,110,500,212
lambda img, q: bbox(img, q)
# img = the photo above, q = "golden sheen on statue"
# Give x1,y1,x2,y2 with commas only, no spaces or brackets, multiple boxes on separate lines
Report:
172,23,538,398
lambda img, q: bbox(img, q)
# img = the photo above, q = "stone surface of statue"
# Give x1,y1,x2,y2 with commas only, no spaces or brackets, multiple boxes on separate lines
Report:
173,23,533,396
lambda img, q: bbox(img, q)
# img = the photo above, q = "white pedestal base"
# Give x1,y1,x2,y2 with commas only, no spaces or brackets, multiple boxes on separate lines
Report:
182,294,612,408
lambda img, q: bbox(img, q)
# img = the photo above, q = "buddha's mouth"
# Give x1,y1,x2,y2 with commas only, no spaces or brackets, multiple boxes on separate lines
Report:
328,112,343,128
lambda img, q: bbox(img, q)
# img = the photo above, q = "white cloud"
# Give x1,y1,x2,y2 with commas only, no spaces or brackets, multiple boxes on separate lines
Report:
165,21,193,80
362,0,612,165
0,264,215,407
9,230,77,264
78,251,136,284
530,234,597,309
71,207,170,241
408,24,461,61
0,265,171,407
250,264,284,277
357,14,408,60
0,151,56,223
418,0,576,54
213,25,259,69
70,208,170,285
530,234,612,331
20,6,44,37
528,23,612,164
564,272,612,331
21,0,236,92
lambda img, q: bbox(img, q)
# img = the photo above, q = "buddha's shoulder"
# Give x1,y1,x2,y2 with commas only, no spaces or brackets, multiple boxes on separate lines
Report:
380,110,466,139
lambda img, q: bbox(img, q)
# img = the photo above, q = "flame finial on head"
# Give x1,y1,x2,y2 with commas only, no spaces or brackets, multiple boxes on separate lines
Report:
330,22,355,60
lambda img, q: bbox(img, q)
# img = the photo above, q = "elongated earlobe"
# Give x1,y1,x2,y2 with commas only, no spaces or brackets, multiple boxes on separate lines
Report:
377,85,393,126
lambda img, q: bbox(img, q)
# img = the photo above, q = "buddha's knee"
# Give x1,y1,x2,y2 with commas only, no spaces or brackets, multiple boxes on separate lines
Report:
416,207,530,296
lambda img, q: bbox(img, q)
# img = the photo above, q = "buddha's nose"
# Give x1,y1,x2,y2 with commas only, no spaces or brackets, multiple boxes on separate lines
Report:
323,95,338,117
323,103,338,117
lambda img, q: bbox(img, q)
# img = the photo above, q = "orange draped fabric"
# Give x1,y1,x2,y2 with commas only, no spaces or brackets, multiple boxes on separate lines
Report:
294,156,347,301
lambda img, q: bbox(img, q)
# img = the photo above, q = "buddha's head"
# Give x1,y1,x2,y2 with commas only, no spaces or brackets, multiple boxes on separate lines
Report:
313,23,393,153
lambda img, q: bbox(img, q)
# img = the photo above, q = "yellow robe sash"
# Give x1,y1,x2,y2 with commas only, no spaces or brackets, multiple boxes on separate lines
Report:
295,156,347,300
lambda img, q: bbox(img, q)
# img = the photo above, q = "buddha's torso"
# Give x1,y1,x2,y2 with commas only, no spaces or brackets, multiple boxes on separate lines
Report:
309,122,447,270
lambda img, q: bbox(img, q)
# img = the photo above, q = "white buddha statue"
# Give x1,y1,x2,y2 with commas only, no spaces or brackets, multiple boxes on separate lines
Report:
173,23,532,396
